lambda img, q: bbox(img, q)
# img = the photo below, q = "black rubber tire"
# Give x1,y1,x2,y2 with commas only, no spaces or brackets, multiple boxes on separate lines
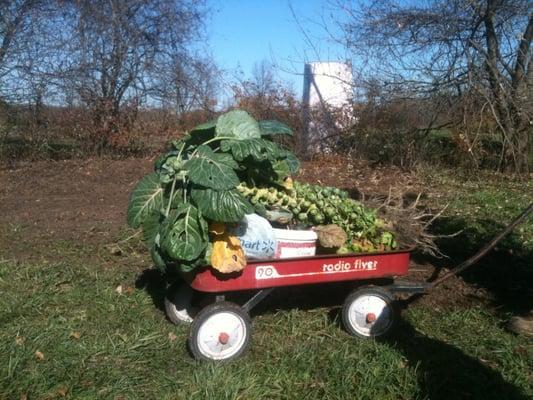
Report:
164,282,196,325
342,286,398,339
189,301,251,361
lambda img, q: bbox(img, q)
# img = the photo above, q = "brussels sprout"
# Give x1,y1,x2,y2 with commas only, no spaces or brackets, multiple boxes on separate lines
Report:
325,207,336,218
313,213,325,224
297,213,308,222
306,193,317,202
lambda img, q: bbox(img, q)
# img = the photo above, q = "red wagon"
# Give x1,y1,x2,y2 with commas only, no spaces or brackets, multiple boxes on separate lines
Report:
161,203,532,361
164,248,424,361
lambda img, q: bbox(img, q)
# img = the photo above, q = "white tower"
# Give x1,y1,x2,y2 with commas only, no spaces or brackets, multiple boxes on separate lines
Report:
302,61,353,158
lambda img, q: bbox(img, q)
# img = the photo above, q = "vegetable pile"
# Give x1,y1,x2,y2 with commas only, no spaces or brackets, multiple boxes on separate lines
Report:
127,110,398,273
236,182,396,253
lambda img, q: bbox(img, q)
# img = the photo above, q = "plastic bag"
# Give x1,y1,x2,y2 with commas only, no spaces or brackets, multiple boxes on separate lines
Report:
229,214,276,260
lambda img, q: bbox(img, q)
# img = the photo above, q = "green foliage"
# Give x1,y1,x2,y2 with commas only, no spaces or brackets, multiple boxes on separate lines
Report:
160,204,207,262
259,119,293,136
191,186,254,222
215,109,262,139
220,138,280,162
184,145,240,190
126,109,298,272
141,210,161,247
126,173,164,229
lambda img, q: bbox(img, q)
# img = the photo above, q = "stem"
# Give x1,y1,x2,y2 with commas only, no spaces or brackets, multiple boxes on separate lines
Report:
190,136,234,158
183,176,187,202
165,176,177,217
176,142,185,160
202,136,233,146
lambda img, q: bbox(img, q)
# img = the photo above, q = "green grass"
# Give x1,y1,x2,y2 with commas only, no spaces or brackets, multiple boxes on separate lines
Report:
421,168,533,252
1,258,531,400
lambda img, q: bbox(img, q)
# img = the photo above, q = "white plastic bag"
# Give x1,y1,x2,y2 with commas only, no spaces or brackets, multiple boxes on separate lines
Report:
229,214,276,260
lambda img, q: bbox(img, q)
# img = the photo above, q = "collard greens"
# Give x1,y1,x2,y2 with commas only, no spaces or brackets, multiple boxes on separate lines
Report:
127,110,296,272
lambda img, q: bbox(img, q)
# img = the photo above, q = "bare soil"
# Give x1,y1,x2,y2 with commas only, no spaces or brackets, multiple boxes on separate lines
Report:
0,156,490,309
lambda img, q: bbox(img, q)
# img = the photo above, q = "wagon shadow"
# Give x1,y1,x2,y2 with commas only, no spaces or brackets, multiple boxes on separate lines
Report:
379,317,529,400
134,267,167,312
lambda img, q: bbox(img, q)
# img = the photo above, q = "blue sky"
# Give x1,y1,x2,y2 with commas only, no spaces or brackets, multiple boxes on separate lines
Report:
207,0,347,98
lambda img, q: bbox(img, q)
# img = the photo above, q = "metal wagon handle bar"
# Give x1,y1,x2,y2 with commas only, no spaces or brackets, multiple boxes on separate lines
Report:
429,202,533,289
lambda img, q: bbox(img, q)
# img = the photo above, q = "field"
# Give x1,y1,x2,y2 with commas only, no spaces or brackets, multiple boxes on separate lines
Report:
1,157,532,399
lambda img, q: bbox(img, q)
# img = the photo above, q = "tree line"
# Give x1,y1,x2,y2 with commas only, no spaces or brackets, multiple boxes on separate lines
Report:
0,0,217,150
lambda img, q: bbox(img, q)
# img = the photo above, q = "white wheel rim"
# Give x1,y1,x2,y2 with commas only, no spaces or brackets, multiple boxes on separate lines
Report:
347,294,392,337
167,286,194,323
197,311,247,360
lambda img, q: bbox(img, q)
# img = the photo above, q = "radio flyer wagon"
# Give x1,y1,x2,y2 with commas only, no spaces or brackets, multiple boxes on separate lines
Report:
164,203,533,361
165,247,423,361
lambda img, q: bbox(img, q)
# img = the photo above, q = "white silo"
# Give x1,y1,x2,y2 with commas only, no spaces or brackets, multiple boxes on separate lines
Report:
301,61,354,158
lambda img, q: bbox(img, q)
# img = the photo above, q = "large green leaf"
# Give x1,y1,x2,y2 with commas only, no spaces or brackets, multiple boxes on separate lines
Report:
272,160,291,181
150,237,167,271
127,173,164,229
185,120,216,146
183,145,240,190
259,120,293,136
279,149,300,174
191,186,254,222
220,138,281,162
142,210,162,247
160,204,207,261
215,110,261,139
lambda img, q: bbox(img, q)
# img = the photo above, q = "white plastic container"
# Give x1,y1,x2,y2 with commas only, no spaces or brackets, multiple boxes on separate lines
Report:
273,228,318,259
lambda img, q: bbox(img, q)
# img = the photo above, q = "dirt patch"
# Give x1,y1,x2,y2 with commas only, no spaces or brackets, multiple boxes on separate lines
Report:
403,262,491,310
0,157,153,258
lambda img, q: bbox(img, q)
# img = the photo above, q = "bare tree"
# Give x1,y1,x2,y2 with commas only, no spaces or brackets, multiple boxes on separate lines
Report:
0,1,46,92
330,0,532,172
151,55,219,115
58,0,206,146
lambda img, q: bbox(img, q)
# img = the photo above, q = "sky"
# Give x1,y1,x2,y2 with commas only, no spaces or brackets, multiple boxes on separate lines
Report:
207,0,348,99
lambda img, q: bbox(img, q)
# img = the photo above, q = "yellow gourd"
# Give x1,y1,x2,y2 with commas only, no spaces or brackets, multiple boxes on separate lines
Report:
211,233,246,273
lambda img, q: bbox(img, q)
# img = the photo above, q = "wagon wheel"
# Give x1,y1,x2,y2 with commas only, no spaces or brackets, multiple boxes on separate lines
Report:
189,302,251,361
342,286,398,338
164,282,197,324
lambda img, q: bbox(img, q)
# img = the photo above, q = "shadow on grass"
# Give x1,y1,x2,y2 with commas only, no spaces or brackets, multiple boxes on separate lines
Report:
135,268,167,312
380,317,529,400
423,216,533,315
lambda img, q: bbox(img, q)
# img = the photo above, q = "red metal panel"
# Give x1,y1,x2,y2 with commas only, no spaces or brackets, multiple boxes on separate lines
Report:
184,249,412,293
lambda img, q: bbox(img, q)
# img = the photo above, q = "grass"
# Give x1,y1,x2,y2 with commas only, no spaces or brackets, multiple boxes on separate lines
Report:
421,168,533,252
1,257,531,400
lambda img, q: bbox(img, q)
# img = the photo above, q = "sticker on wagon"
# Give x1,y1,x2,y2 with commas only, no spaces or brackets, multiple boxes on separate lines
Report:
255,260,378,280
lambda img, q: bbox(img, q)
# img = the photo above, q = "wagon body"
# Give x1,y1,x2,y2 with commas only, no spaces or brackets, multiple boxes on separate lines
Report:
182,248,413,293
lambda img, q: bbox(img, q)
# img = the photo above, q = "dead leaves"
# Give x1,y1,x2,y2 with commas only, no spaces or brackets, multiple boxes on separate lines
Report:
70,331,81,340
115,285,134,295
34,350,45,361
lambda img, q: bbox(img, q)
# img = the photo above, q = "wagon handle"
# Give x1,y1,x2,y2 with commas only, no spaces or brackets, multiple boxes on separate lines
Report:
428,202,533,289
